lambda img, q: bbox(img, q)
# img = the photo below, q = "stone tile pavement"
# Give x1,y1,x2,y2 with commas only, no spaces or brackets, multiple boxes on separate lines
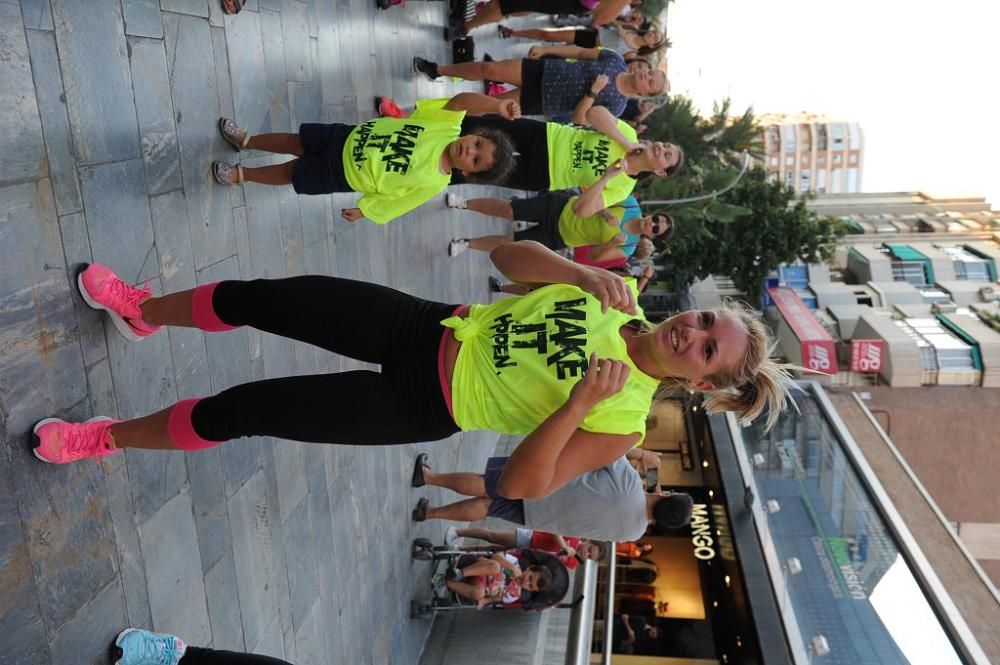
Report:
0,1,533,663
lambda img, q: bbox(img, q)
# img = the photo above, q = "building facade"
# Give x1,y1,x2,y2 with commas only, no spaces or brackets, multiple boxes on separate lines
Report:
759,112,864,195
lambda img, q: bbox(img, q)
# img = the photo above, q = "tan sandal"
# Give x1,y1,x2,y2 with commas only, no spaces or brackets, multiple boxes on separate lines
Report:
218,117,251,151
212,161,244,186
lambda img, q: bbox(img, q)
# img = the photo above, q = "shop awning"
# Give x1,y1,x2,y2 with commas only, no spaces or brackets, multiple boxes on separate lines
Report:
885,244,936,283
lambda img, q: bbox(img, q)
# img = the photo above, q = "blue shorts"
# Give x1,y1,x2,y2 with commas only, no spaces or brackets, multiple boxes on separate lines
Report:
293,123,355,195
484,456,526,525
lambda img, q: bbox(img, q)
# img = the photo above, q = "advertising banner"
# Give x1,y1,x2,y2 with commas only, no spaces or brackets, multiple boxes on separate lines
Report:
767,287,839,373
850,339,884,373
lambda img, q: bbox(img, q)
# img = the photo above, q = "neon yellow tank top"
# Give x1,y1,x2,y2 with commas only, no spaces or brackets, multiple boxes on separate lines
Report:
442,284,660,441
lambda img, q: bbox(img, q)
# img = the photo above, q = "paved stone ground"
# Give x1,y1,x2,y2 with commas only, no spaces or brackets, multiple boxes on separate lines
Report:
0,1,534,663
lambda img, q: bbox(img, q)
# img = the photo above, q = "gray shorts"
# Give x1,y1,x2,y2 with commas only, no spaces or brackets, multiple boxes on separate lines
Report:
515,528,534,550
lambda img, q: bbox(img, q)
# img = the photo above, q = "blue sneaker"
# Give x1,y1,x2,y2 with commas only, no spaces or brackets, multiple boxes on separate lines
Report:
115,629,186,665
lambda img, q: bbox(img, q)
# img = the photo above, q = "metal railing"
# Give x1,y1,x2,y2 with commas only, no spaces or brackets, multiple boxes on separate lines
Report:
565,548,617,665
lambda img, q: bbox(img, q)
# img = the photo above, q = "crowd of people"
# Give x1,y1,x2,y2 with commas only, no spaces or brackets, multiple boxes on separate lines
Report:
33,2,801,664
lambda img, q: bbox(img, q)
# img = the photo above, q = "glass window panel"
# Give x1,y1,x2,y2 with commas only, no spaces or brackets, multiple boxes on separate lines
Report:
739,390,966,664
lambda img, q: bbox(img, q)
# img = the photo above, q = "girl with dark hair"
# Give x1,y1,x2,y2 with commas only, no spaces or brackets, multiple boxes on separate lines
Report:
459,106,684,213
212,93,518,225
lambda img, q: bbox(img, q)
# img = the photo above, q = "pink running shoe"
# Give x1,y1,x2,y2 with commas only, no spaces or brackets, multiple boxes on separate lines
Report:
33,417,119,464
77,263,162,341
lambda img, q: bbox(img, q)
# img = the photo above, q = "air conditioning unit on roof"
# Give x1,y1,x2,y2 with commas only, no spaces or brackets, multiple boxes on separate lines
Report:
932,301,957,314
979,285,998,302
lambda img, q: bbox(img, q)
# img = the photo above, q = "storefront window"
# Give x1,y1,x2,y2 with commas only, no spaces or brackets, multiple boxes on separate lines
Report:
736,388,966,664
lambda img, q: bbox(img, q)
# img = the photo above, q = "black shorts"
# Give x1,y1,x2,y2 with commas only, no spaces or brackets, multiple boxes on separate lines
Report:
293,123,355,195
573,27,599,48
484,457,526,523
499,0,588,15
511,192,571,250
518,59,544,116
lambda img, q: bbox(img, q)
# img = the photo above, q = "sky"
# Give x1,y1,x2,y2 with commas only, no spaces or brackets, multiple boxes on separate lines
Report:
666,0,1000,208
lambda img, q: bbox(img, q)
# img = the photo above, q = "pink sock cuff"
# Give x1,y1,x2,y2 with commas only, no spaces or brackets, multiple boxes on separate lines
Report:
192,282,238,332
167,399,224,451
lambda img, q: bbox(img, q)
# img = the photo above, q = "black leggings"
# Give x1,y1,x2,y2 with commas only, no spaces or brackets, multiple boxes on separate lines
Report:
181,647,291,665
189,277,460,445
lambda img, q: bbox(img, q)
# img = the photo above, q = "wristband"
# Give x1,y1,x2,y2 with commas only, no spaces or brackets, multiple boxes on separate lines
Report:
585,90,597,98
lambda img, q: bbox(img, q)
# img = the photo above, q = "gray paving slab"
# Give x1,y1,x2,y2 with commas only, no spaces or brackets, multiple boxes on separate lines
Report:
86,357,120,419
204,550,247,650
125,444,189,525
48,579,127,665
227,468,280,649
104,461,154,629
259,8,293,132
140,487,212,645
160,0,209,18
226,9,270,135
51,0,140,164
273,439,308,523
20,0,54,31
280,0,312,82
282,492,320,629
185,446,233,572
278,186,305,276
58,212,110,368
122,0,163,38
13,453,117,634
251,611,287,660
129,36,184,196
25,29,83,215
78,159,158,284
0,3,47,184
149,190,214,399
293,599,327,665
163,11,237,269
0,450,50,665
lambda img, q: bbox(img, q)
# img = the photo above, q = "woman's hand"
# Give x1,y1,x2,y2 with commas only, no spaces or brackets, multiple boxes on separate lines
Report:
632,449,661,476
569,353,631,411
576,266,636,314
528,46,545,59
601,158,626,181
613,232,627,245
590,73,609,94
498,99,522,120
341,208,364,223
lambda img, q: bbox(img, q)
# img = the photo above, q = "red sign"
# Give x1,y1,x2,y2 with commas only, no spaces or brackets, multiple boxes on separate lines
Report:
767,287,839,374
850,339,884,373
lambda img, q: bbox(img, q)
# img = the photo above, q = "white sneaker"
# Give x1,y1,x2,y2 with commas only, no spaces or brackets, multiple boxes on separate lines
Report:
512,221,537,232
445,526,458,546
448,239,469,257
446,193,467,209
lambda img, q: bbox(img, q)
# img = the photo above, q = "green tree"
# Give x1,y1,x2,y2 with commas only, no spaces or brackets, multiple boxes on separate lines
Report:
653,168,845,299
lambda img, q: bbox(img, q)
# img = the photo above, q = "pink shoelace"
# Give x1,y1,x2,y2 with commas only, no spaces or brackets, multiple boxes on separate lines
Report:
105,278,153,320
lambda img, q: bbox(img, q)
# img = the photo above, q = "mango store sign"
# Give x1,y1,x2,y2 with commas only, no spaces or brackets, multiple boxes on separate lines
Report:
690,504,734,561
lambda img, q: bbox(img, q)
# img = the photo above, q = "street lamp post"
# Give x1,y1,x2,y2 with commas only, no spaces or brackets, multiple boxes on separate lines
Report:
640,151,752,208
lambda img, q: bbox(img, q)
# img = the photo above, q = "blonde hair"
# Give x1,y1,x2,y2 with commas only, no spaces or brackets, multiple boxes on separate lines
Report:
656,300,800,430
